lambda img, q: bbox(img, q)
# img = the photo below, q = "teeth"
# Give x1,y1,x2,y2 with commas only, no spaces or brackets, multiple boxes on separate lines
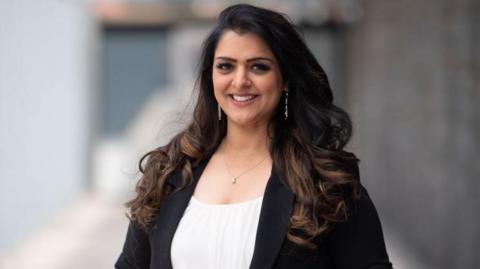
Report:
232,95,255,102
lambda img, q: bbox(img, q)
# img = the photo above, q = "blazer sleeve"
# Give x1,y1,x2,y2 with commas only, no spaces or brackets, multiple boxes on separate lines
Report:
115,220,151,269
326,183,393,269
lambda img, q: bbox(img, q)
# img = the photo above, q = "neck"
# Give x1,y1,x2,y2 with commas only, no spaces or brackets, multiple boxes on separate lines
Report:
221,121,271,158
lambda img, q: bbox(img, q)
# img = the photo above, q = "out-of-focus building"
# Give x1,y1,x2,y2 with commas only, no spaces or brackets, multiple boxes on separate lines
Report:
0,0,98,256
345,1,480,268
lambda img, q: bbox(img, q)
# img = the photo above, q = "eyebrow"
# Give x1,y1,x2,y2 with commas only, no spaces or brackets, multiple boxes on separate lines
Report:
214,56,275,63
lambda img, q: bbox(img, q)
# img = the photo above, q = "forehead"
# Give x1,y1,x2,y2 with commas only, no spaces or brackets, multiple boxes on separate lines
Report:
214,30,275,59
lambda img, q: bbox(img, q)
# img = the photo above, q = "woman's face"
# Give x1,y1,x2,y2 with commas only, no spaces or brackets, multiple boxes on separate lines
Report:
212,30,284,128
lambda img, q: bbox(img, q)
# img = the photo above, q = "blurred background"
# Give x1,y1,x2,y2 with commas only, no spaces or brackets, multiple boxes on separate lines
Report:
0,0,478,268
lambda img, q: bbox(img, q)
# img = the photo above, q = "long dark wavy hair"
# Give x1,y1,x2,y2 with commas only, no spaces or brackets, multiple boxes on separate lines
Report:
127,4,359,249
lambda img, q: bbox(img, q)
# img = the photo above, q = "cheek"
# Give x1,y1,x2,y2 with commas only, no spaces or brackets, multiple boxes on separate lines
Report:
212,74,231,94
259,75,283,97
268,90,283,110
265,77,284,109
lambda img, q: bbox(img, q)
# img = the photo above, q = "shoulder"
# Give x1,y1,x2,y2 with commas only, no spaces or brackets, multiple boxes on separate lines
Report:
325,182,392,268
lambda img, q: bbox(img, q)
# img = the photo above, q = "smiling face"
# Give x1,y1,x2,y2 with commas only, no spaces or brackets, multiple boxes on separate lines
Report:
212,30,285,128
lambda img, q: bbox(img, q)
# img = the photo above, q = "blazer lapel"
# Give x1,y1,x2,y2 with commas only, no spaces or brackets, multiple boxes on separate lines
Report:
249,166,295,269
150,159,209,269
149,158,295,269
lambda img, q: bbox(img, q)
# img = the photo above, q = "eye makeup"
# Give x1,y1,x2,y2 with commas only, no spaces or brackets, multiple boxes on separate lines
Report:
215,62,233,71
214,61,272,74
251,63,271,72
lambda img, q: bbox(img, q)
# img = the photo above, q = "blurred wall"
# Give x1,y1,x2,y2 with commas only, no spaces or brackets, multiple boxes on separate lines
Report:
0,1,97,252
101,26,169,137
345,0,479,268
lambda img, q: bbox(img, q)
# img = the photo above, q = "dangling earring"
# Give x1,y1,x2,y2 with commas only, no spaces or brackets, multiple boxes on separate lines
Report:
218,103,222,121
284,91,288,120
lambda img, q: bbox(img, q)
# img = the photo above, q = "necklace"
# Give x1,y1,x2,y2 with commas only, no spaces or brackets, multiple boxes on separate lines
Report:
223,153,269,184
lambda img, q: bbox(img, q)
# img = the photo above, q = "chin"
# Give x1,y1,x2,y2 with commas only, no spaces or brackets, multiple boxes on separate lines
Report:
227,115,266,127
228,118,253,126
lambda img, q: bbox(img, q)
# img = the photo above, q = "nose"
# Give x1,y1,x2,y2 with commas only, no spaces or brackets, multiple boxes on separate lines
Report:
231,66,251,89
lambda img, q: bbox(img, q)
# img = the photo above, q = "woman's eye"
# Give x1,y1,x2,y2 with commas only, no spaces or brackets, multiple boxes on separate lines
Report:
251,63,271,72
216,63,233,71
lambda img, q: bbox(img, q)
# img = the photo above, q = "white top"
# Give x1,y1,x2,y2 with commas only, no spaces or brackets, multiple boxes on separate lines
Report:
171,195,264,269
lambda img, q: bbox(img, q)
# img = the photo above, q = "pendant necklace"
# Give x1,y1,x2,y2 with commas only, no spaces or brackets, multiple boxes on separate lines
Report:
223,153,269,184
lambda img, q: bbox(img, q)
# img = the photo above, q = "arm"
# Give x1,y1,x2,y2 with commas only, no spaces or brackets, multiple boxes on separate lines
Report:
327,184,393,269
115,220,151,269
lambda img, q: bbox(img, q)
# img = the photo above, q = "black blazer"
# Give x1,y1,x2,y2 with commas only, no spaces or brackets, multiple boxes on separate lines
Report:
115,158,392,269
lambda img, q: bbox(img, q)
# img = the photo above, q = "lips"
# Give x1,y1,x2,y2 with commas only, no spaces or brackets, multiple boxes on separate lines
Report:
228,94,258,107
231,95,256,101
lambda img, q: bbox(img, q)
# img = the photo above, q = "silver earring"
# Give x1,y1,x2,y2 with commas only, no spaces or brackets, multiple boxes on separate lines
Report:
218,104,222,121
284,91,288,120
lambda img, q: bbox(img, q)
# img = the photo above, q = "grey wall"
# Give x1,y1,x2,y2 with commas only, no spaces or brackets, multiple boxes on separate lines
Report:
0,1,96,252
345,0,479,268
303,27,348,106
101,27,169,137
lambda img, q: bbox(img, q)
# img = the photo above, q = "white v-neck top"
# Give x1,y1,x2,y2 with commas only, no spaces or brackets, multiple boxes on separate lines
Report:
171,195,264,269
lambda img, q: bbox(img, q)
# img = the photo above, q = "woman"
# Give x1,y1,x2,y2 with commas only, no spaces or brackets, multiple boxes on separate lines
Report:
116,4,392,269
